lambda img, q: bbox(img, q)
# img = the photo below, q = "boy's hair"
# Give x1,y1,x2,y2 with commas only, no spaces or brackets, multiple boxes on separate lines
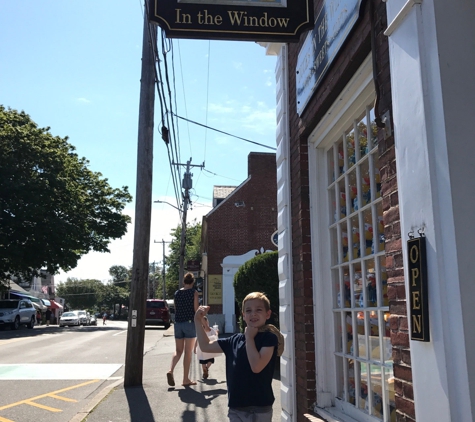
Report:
242,292,271,311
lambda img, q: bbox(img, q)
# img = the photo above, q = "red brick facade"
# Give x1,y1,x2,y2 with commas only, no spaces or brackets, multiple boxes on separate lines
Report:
286,0,414,420
201,152,278,313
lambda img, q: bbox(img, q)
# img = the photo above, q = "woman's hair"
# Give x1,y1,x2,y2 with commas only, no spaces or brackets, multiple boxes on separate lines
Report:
183,272,195,285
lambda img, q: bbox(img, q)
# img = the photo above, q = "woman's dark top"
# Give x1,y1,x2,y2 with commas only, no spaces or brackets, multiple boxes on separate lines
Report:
174,288,196,323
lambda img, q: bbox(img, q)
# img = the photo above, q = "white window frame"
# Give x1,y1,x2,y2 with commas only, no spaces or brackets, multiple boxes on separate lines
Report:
308,55,386,422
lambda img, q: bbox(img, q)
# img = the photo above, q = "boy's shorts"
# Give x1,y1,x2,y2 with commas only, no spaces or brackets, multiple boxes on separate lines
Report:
228,406,273,422
174,321,196,339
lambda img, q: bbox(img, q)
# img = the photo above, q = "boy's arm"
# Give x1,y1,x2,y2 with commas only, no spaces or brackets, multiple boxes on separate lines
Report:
194,306,222,354
245,327,275,373
194,338,197,354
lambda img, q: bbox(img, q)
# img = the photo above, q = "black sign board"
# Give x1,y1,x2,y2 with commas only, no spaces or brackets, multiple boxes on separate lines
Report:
149,0,313,42
407,236,430,342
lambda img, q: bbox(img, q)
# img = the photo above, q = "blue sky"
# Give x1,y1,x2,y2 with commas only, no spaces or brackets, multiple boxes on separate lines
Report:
0,1,277,283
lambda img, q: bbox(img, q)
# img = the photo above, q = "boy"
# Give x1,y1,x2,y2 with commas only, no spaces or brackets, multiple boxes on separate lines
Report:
194,292,282,422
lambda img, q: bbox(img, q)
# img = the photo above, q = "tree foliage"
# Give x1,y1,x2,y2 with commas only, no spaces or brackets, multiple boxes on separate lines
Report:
234,251,279,331
56,278,104,310
166,219,202,295
0,106,132,280
109,265,131,289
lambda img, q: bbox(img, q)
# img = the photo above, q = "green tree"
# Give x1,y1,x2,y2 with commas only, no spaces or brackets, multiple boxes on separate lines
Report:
166,219,202,295
56,278,104,310
0,106,132,282
234,251,279,331
99,282,129,317
109,265,131,289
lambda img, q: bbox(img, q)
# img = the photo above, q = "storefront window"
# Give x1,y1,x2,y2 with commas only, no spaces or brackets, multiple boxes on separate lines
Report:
329,106,395,422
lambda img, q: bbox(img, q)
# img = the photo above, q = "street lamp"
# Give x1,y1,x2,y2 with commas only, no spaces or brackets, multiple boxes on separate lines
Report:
154,199,187,288
154,200,182,212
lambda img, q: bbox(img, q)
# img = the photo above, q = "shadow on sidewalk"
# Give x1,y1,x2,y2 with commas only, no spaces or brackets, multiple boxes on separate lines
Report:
177,385,228,408
125,386,154,422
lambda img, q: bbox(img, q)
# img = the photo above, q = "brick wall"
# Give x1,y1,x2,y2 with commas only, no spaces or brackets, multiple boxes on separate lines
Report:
204,152,278,310
286,0,414,420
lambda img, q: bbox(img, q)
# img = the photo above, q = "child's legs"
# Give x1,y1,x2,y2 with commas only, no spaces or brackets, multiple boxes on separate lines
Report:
228,408,273,422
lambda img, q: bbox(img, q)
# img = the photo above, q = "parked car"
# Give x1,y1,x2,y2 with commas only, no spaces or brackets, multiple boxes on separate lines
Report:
0,299,36,330
89,314,97,325
75,310,90,326
59,311,80,327
145,299,171,329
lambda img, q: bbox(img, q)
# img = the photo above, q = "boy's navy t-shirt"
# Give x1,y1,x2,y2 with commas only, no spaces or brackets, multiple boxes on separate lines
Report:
218,331,278,408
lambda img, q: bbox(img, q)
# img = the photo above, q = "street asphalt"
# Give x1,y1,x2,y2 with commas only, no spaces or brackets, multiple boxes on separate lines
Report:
69,326,284,422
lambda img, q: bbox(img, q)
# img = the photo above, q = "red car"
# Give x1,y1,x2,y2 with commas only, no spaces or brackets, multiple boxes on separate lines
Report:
145,299,171,329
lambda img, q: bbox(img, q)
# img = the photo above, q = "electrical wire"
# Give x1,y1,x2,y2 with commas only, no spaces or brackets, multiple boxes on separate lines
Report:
172,113,277,151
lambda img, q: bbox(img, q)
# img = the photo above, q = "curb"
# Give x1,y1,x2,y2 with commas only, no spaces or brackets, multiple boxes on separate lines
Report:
69,378,123,422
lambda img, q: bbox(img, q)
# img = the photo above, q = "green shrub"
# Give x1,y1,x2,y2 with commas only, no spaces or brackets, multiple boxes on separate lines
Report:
234,251,279,332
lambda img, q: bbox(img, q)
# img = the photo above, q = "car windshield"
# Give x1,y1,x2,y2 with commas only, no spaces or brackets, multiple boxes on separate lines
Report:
0,301,18,309
62,312,76,317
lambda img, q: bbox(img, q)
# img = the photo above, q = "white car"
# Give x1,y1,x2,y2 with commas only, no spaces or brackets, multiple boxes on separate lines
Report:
76,310,90,326
0,299,36,330
59,311,80,327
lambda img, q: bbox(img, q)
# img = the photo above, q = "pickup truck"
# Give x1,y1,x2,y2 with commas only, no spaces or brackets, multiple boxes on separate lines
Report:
0,299,36,330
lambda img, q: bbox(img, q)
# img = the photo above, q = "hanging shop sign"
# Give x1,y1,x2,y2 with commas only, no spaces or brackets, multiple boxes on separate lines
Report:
148,0,313,42
296,0,363,115
407,235,430,342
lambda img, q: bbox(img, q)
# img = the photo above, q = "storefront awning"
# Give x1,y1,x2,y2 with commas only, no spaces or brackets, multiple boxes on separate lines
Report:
10,291,47,310
49,299,63,310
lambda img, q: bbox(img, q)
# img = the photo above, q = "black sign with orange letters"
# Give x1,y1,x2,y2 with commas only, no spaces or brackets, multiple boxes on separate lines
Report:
148,0,313,42
407,236,430,342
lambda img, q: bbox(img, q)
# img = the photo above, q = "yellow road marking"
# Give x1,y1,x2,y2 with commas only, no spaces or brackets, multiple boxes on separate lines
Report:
49,394,77,402
0,415,14,422
24,402,61,412
0,379,99,412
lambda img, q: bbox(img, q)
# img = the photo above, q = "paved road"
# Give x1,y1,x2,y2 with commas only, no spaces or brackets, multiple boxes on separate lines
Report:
0,320,166,422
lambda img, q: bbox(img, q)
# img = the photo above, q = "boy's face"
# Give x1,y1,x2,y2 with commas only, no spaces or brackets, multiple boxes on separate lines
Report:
242,299,271,328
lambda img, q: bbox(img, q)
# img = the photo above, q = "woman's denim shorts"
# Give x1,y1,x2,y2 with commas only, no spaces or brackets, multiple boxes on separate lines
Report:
174,321,196,339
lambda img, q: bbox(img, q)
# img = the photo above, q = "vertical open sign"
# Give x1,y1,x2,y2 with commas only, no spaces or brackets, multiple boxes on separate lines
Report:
407,236,430,342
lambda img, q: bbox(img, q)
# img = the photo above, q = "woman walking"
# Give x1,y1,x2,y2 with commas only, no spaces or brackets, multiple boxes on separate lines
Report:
167,272,199,387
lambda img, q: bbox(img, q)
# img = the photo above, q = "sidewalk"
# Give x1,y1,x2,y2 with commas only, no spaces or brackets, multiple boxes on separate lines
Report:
70,326,283,422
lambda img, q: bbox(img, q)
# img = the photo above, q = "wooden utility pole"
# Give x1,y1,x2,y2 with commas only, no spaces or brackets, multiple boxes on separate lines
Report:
154,239,171,299
162,240,171,299
174,158,204,288
124,7,156,387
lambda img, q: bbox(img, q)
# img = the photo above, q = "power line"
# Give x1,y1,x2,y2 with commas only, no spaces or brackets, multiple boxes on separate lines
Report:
172,113,277,151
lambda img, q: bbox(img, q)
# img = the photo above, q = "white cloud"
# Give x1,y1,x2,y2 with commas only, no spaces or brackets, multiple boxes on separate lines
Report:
76,97,91,104
232,61,244,71
55,197,211,284
207,102,235,114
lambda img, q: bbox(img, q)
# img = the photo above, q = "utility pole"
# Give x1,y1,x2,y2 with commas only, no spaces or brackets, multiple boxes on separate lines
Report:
162,240,171,299
173,158,204,288
124,6,156,388
154,239,171,299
